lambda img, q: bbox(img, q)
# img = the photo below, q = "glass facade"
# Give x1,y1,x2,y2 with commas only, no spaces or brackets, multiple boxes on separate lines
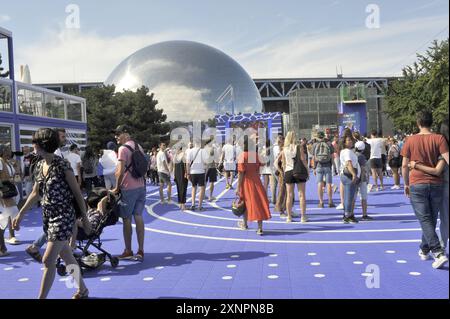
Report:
17,84,86,122
0,80,12,112
289,87,380,138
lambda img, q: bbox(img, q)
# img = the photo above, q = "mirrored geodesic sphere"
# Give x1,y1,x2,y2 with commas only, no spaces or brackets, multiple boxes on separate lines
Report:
105,41,262,121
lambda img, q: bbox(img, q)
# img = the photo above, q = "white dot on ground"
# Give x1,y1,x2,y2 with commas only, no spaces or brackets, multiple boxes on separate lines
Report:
143,277,154,281
222,276,233,280
59,278,69,282
40,267,45,270
227,265,237,269
307,252,317,256
397,260,407,264
409,272,421,276
18,278,29,282
268,264,278,268
385,250,396,254
268,275,279,279
164,256,173,260
269,254,278,257
100,277,111,282
115,266,125,270
310,262,321,266
314,274,326,278
230,255,240,259
28,229,34,232
353,261,364,265
361,273,373,277
4,267,14,271
346,251,356,255
155,266,164,270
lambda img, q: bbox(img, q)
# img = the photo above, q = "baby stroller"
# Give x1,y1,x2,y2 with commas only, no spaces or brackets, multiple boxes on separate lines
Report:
57,187,120,276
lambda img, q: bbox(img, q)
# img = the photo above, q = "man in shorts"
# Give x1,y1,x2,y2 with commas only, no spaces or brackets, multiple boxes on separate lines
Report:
367,130,385,191
112,125,146,262
156,142,172,204
186,140,207,211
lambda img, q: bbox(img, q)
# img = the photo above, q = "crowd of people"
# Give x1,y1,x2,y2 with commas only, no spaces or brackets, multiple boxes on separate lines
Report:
0,111,448,299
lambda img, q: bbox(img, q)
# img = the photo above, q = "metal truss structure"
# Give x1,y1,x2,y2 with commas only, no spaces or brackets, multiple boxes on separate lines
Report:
254,77,390,101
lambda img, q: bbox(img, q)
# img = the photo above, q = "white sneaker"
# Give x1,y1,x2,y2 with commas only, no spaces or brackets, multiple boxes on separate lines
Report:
5,237,20,245
392,185,401,190
367,184,373,193
336,203,344,210
418,249,431,261
432,253,448,269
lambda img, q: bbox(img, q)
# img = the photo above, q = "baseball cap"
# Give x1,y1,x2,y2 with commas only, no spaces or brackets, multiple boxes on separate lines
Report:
355,141,365,151
113,125,130,135
317,131,325,139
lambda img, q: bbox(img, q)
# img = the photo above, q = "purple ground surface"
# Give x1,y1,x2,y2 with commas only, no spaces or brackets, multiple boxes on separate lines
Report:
0,174,448,299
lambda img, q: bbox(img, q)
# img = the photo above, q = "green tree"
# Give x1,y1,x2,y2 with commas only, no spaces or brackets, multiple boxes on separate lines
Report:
385,39,449,132
79,85,169,151
0,53,9,78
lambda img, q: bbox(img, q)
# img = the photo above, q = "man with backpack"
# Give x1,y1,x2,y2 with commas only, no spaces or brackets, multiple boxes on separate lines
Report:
112,125,148,262
313,132,335,208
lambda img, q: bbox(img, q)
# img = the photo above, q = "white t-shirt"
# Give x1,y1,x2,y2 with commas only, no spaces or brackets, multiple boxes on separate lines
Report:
66,152,82,176
156,150,170,175
283,145,297,172
222,144,236,163
186,147,207,174
99,150,118,176
340,148,361,178
54,148,68,159
367,138,384,159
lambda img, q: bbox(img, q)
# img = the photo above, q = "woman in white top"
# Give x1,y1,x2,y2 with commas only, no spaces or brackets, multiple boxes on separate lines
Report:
339,135,361,224
220,140,236,189
0,144,20,256
281,131,309,223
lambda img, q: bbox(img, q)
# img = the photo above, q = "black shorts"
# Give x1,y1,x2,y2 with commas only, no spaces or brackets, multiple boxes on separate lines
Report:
370,158,383,169
190,173,206,187
205,168,217,183
284,170,307,184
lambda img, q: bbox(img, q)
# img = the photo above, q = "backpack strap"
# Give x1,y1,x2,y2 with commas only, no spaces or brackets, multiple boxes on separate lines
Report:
122,143,135,173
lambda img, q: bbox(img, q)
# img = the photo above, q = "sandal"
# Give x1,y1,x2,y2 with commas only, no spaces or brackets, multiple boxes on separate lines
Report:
25,247,42,263
237,221,248,230
72,288,89,299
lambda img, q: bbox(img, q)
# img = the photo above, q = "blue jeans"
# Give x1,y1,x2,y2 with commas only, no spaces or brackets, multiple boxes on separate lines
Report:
316,166,333,185
33,232,47,248
440,167,449,249
340,175,357,218
410,184,444,254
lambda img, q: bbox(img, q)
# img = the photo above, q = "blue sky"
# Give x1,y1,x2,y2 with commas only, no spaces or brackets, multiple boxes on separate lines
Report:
0,0,448,82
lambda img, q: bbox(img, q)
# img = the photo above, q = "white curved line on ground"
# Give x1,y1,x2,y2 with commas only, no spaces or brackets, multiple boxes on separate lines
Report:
144,203,422,243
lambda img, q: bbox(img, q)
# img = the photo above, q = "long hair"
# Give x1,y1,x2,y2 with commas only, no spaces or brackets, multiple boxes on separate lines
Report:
284,131,296,150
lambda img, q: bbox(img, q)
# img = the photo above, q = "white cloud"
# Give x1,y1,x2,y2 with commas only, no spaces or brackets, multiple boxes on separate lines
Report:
15,28,190,83
0,15,11,23
236,15,449,78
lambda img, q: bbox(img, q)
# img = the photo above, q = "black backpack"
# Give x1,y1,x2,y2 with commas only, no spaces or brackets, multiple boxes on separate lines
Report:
123,141,149,179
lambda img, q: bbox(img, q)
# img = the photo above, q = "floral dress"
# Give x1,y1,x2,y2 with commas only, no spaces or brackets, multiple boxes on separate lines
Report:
35,156,76,242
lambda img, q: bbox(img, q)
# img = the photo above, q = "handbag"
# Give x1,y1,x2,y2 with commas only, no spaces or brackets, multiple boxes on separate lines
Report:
0,180,18,199
231,197,246,217
292,145,309,181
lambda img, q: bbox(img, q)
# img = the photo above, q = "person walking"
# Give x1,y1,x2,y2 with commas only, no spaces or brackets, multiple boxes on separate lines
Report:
13,128,89,299
174,144,189,211
99,141,118,190
313,131,335,208
270,134,283,204
112,125,147,262
186,139,207,211
401,111,449,269
236,136,271,235
281,131,309,223
367,130,385,191
81,146,99,193
388,138,402,189
156,142,172,204
221,138,236,189
340,135,361,224
354,141,373,221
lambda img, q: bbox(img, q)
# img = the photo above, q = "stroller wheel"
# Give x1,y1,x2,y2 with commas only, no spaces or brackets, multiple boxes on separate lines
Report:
110,257,119,268
57,264,67,276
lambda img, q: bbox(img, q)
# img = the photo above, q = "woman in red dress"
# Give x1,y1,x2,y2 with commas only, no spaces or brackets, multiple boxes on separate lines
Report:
236,136,272,235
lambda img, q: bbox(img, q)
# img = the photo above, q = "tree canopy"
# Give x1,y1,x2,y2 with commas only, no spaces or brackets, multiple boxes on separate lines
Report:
79,85,170,151
385,39,449,133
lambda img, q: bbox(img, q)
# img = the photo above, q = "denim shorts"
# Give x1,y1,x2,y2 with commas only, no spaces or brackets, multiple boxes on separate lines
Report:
316,166,333,184
119,187,147,219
